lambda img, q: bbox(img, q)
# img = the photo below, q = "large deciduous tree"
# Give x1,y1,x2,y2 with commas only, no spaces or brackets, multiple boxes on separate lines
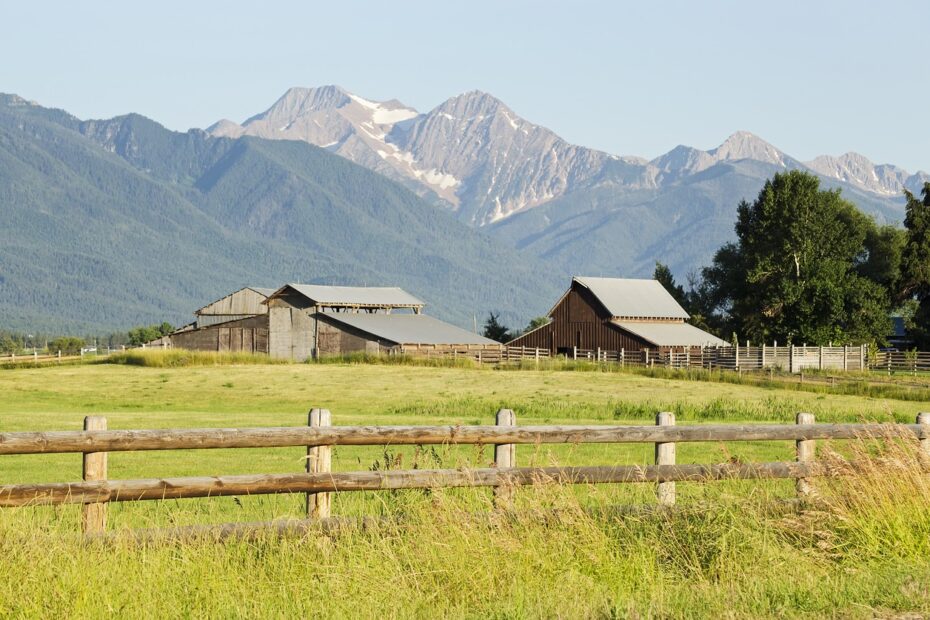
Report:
701,170,891,344
900,182,930,347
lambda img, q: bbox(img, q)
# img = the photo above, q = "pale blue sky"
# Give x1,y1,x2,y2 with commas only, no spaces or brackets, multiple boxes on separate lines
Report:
2,1,927,171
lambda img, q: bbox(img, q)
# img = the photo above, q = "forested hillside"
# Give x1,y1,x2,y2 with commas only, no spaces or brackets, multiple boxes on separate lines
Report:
0,96,560,333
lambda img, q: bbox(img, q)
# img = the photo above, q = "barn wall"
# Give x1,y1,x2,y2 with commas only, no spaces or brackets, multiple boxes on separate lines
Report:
197,288,270,317
268,306,315,361
170,315,269,354
510,284,651,353
316,320,383,356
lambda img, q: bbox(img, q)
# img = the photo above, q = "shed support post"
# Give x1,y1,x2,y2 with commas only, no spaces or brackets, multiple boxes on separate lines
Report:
82,416,107,535
493,409,516,508
656,412,676,507
306,408,332,519
796,412,815,500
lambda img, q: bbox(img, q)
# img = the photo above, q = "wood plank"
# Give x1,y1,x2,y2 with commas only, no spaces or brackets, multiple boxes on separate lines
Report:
0,462,823,507
0,423,921,455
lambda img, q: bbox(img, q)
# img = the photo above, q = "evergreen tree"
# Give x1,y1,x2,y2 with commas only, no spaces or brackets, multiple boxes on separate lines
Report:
900,182,930,347
482,312,512,343
653,262,687,308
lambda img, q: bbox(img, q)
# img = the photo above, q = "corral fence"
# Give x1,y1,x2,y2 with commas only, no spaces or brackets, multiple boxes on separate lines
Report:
396,344,551,364
870,350,930,375
2,410,929,536
569,345,868,374
395,344,876,374
0,351,89,366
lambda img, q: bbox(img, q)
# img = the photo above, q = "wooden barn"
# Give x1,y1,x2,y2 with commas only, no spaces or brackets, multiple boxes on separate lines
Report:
166,283,499,360
170,286,275,353
508,276,728,354
265,284,497,359
193,286,276,327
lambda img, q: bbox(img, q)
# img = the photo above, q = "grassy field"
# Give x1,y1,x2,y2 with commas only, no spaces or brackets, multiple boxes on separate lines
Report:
2,356,930,617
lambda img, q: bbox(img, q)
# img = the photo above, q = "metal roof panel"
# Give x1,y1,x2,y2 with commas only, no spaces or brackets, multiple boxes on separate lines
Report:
282,284,425,307
613,321,729,347
318,313,499,346
574,277,689,319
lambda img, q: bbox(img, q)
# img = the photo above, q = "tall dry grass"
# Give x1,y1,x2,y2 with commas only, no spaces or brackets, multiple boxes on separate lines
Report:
2,432,930,617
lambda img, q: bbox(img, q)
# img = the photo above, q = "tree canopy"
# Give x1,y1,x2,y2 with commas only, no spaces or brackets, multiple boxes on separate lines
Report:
127,323,174,347
700,170,891,345
482,312,513,343
900,182,930,348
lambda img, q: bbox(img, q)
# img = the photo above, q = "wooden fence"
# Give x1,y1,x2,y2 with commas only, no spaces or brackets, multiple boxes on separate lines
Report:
0,352,84,366
2,410,929,536
870,350,930,374
569,345,867,374
396,345,550,363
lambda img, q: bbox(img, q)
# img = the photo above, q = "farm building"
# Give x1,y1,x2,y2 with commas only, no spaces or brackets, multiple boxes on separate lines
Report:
167,283,499,360
194,286,276,327
508,276,728,354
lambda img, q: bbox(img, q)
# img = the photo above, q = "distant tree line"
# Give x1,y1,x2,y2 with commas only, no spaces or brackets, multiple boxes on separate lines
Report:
656,170,930,348
0,323,175,354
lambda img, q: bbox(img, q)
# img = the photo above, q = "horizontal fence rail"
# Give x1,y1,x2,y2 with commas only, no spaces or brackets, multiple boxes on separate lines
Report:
0,463,821,508
0,423,925,455
3,410,928,537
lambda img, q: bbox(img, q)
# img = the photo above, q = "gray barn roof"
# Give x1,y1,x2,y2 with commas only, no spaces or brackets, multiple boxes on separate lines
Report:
317,313,499,346
274,284,425,308
613,321,729,347
574,277,689,319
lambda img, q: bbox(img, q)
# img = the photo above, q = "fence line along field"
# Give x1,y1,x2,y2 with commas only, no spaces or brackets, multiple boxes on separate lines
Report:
3,357,930,616
5,408,928,537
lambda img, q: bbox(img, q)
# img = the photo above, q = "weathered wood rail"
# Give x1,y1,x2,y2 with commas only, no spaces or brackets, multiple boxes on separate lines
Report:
2,411,928,535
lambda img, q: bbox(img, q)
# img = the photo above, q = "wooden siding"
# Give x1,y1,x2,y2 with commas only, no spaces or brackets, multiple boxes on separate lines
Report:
196,287,269,318
511,284,652,353
170,315,269,354
316,319,384,356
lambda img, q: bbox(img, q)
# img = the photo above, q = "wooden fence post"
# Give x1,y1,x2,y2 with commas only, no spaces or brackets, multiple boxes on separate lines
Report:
843,345,848,372
656,412,676,506
795,412,815,499
82,416,107,534
493,408,516,508
818,346,824,370
918,413,930,457
306,408,332,519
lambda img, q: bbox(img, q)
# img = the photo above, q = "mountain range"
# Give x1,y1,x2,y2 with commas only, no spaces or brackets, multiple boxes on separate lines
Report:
1,87,927,333
0,94,559,332
211,85,928,278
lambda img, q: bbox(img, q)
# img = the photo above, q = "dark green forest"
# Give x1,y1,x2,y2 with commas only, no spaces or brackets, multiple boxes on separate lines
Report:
0,95,561,334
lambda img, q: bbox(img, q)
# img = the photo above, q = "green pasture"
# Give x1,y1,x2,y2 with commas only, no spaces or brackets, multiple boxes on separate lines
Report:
2,357,930,617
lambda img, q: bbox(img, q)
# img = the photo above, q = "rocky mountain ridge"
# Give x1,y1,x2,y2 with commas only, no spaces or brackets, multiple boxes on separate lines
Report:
210,86,929,226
